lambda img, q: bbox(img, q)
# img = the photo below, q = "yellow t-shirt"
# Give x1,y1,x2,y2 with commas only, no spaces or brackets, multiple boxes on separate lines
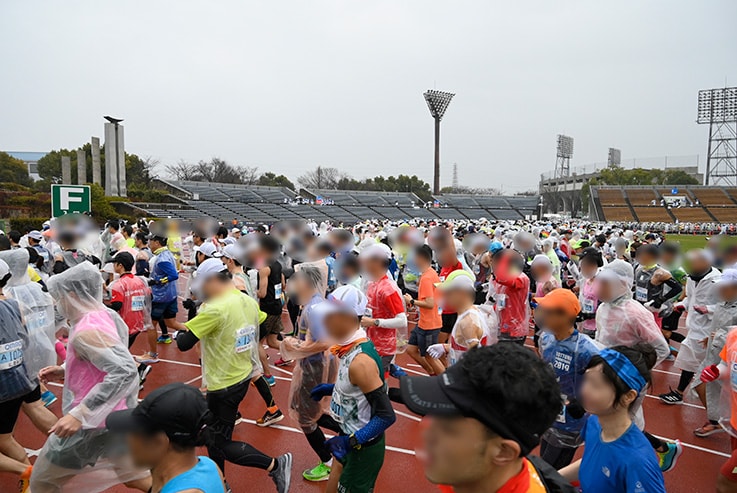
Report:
186,289,262,391
27,266,41,283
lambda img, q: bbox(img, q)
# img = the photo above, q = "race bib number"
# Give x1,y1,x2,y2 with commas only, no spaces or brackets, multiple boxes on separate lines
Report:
582,298,595,314
131,295,145,312
0,340,23,370
496,293,507,309
274,283,283,300
635,286,648,302
329,394,344,423
235,326,256,354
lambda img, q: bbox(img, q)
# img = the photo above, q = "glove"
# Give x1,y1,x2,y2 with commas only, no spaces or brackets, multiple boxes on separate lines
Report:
694,305,709,315
310,383,335,402
147,278,158,286
701,364,720,382
566,398,586,420
427,344,447,359
325,435,351,462
643,301,663,313
673,303,686,313
182,299,195,310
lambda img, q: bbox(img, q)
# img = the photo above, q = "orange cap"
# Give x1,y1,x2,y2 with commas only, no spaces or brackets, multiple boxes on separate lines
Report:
534,288,581,319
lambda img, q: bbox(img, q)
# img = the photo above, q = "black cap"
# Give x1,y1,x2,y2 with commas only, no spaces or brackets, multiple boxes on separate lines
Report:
106,383,210,443
578,247,603,267
400,364,541,455
112,251,135,271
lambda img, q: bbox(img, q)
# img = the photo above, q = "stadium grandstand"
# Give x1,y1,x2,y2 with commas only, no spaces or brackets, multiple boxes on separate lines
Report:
119,178,540,224
590,185,737,223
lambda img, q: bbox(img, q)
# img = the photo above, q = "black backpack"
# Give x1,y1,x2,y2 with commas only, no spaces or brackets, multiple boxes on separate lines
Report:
527,455,579,493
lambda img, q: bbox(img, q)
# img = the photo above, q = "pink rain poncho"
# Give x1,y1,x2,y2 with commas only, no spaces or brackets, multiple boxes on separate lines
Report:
31,262,146,493
490,255,531,339
595,260,670,365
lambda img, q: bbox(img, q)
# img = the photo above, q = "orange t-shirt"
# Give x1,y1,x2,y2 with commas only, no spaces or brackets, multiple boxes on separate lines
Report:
438,458,546,493
720,330,737,430
418,268,442,330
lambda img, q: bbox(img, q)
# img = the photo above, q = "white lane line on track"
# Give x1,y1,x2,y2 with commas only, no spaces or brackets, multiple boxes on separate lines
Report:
402,367,429,376
644,394,705,410
236,418,416,456
652,434,731,458
269,365,294,376
395,409,422,422
184,375,202,385
157,357,201,368
653,368,681,377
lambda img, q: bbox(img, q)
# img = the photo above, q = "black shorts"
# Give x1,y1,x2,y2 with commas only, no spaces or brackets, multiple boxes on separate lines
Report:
441,312,458,334
259,314,285,340
151,300,178,321
0,385,41,434
409,327,440,356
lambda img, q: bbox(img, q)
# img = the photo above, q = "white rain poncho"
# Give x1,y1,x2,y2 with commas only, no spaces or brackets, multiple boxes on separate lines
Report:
282,294,338,430
0,249,56,379
676,266,721,373
31,262,145,493
448,306,496,366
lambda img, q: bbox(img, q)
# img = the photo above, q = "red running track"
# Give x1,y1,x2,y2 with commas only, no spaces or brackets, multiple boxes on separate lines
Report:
2,291,726,492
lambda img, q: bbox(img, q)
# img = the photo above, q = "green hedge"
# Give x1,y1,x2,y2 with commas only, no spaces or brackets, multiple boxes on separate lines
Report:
9,217,47,233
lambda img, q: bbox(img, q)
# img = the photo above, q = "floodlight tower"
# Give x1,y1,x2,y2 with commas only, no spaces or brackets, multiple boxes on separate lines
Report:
608,148,621,167
698,87,737,185
424,89,455,195
555,134,574,178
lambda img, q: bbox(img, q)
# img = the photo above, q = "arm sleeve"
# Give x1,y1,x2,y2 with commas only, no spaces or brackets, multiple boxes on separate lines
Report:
175,329,200,352
184,304,219,339
653,277,682,307
157,260,179,283
67,330,139,428
378,312,407,329
354,386,397,445
109,301,123,312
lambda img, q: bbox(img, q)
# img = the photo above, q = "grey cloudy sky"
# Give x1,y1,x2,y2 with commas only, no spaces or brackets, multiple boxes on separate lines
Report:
2,1,736,192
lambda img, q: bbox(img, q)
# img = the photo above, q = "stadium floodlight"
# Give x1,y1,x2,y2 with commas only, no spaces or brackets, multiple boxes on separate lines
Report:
556,135,574,159
608,148,621,167
697,87,737,185
424,89,455,195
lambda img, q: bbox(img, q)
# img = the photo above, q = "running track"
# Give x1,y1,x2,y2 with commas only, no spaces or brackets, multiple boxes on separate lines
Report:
3,276,724,492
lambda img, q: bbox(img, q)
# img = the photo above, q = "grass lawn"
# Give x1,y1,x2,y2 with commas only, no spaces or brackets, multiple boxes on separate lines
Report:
665,234,711,252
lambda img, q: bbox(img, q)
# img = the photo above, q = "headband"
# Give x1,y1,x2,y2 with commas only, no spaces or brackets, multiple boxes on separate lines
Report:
599,349,647,396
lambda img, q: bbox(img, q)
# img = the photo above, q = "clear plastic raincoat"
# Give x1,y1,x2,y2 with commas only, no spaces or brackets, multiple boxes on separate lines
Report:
31,262,145,493
0,249,56,379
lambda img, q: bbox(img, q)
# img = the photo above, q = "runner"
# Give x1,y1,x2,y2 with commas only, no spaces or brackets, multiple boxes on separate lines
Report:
576,247,603,338
560,344,666,493
148,232,181,344
400,344,576,493
172,258,292,492
309,285,396,493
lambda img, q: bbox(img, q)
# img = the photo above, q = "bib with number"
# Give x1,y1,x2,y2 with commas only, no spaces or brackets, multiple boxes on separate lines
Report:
582,298,595,314
635,286,648,302
496,293,507,309
235,326,256,354
0,340,23,370
131,295,145,312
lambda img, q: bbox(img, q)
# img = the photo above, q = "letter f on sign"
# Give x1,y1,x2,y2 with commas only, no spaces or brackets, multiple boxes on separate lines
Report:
60,188,83,211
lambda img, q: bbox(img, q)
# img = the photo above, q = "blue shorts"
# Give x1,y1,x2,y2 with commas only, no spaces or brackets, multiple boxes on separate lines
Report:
409,327,440,357
151,299,178,321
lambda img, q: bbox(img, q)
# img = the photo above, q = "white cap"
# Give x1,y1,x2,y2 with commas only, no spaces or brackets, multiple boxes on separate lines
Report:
716,269,737,285
231,227,240,234
219,237,237,246
221,243,242,260
359,243,392,260
192,257,228,294
27,230,43,241
313,285,368,320
530,254,553,268
0,259,9,279
197,242,220,258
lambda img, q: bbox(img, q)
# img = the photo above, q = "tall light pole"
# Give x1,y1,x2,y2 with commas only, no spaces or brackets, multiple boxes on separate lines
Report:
424,89,455,195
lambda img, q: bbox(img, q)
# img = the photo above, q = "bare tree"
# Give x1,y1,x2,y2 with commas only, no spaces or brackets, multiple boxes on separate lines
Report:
297,165,348,189
164,160,197,181
239,166,260,185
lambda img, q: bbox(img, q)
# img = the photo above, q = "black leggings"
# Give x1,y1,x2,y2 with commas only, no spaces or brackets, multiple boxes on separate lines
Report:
206,378,274,473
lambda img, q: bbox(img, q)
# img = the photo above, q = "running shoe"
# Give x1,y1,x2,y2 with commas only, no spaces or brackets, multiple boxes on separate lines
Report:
389,364,407,378
694,422,725,438
264,375,276,387
657,439,683,472
41,390,57,408
303,462,331,482
138,363,152,390
157,335,172,344
658,387,683,405
257,408,285,427
135,352,160,364
19,465,31,493
269,453,292,493
274,358,293,367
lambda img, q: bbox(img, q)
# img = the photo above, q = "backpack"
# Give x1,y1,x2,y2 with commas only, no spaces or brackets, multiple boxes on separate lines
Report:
527,455,579,493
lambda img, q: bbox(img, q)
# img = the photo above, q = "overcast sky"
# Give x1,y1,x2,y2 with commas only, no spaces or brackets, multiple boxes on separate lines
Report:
2,1,736,192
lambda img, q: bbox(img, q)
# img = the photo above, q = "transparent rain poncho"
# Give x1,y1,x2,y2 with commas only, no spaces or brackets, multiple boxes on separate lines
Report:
0,249,56,378
31,262,145,493
282,298,338,430
448,306,496,366
0,297,37,403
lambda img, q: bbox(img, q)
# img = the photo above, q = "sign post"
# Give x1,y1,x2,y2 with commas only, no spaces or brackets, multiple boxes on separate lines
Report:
51,184,91,218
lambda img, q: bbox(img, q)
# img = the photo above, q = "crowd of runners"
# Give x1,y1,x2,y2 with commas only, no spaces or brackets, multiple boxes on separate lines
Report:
3,214,737,492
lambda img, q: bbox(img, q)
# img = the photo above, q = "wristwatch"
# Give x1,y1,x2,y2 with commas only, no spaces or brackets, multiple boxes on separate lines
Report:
373,319,380,327
409,299,415,307
348,433,361,450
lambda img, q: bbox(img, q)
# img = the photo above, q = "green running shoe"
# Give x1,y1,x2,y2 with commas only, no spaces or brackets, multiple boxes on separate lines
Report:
302,462,331,482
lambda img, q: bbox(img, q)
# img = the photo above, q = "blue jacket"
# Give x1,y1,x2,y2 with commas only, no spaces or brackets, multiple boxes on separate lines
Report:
150,247,179,303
